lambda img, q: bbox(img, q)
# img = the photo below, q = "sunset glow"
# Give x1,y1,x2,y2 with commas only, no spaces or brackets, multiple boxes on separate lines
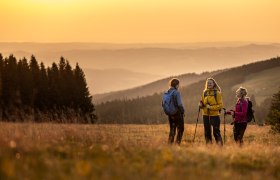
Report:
0,0,279,43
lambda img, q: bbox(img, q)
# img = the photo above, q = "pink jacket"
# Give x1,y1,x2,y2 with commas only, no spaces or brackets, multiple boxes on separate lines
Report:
234,98,248,123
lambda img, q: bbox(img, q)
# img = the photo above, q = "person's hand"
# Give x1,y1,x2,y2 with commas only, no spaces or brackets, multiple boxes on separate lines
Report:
226,111,232,115
206,104,211,109
198,101,203,108
230,110,235,117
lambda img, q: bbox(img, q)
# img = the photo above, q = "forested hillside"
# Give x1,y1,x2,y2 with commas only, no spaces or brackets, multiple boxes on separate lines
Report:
96,57,280,124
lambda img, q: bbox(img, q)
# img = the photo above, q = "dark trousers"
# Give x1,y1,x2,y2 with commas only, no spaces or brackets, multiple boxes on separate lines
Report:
203,115,223,146
233,123,247,145
168,113,184,145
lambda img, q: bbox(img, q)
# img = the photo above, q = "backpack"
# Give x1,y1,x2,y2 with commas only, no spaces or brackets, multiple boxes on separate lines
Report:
240,99,255,122
246,99,255,122
162,90,178,116
204,89,218,103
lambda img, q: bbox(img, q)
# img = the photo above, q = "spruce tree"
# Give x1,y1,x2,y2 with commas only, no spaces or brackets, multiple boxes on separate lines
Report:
0,54,3,120
74,63,97,122
3,55,18,106
29,55,41,108
18,58,33,106
63,60,75,107
37,62,48,110
266,89,280,133
58,57,73,108
48,63,60,108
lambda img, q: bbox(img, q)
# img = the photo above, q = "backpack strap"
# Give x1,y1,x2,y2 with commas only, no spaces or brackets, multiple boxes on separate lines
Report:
204,89,218,104
214,89,217,103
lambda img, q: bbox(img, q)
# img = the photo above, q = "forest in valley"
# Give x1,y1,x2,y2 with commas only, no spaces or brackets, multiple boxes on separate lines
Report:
0,54,97,123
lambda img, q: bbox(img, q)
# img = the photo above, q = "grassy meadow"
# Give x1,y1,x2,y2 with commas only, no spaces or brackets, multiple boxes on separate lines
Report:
0,122,280,180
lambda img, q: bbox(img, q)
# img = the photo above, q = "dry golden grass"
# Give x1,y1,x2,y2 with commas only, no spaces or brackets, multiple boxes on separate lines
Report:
0,122,280,179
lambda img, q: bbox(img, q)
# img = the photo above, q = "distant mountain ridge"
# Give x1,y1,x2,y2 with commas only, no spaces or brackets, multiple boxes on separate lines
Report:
1,42,280,94
1,43,280,75
93,70,223,103
2,42,278,51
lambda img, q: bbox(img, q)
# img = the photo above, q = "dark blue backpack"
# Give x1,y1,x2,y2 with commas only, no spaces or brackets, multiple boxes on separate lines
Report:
240,99,255,122
162,90,178,116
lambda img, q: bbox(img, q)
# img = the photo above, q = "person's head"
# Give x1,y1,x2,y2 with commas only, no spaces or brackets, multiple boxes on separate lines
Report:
204,77,221,91
169,78,180,89
236,87,247,99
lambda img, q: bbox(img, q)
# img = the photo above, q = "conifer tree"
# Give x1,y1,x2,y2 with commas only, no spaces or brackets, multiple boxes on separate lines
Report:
29,55,41,108
0,54,3,120
3,55,18,106
48,63,60,108
37,62,48,110
63,60,75,107
18,58,33,106
266,89,280,133
74,63,97,122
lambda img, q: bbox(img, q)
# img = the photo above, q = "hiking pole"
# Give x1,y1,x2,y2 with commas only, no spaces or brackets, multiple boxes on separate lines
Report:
208,106,211,143
222,108,226,145
192,107,201,143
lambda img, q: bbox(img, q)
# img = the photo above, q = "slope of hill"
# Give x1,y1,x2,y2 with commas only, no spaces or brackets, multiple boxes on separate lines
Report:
232,66,280,105
93,70,223,103
84,68,162,94
95,57,280,124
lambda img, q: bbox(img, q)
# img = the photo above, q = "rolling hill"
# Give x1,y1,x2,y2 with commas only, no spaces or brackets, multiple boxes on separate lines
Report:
93,70,223,103
232,66,280,105
95,57,280,124
84,68,162,94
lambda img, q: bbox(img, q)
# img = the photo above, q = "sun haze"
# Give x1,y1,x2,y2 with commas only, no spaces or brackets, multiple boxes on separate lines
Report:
0,0,279,43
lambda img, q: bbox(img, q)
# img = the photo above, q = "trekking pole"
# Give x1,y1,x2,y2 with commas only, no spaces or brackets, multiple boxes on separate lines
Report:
192,107,201,143
208,107,211,140
222,108,226,145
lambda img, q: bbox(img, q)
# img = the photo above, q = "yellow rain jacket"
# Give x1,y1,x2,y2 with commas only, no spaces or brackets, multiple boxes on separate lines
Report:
201,89,223,116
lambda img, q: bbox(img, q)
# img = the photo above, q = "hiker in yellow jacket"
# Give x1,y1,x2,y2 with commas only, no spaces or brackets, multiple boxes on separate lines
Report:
199,77,223,146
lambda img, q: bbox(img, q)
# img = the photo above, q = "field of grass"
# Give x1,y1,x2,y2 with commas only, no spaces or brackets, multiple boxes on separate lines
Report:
0,122,280,179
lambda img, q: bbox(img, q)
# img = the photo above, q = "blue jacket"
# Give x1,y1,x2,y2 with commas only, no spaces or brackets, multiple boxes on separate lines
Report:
167,87,185,114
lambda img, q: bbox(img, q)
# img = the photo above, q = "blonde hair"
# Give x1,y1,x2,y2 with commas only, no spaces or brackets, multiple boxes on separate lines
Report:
236,87,248,98
204,77,221,92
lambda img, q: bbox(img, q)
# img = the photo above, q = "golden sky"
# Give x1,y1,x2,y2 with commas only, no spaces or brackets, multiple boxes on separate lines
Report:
0,0,279,43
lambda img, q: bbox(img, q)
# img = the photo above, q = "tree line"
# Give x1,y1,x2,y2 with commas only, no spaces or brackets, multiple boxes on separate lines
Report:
267,89,280,133
0,54,97,123
96,57,280,125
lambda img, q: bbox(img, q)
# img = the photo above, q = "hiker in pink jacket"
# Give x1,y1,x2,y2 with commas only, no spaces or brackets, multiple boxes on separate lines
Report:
227,87,249,145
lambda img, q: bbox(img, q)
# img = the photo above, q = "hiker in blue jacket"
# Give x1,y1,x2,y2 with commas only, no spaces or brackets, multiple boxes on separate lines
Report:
162,78,185,145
